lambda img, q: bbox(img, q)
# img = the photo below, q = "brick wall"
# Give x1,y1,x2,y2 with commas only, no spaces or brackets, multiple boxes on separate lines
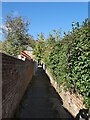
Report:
45,68,87,118
2,53,34,118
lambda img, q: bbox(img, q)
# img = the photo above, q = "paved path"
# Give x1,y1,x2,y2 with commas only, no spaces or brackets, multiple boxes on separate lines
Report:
15,67,74,119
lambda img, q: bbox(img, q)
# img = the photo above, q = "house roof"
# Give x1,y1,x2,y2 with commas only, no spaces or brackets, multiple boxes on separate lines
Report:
27,46,33,51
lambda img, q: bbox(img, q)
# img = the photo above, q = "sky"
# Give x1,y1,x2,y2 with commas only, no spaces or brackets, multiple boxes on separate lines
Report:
0,2,88,41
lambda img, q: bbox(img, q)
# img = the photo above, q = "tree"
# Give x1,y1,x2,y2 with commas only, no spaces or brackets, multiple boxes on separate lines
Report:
3,14,30,56
43,32,57,64
37,32,44,41
28,35,36,48
53,29,61,41
0,41,3,52
33,33,45,62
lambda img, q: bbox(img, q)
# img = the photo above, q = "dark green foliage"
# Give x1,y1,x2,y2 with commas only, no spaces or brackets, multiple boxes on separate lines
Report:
33,33,45,62
66,19,90,109
0,41,3,52
46,41,68,84
43,19,90,110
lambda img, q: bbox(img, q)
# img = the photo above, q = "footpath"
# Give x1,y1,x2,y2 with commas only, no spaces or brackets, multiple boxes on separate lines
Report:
15,66,74,119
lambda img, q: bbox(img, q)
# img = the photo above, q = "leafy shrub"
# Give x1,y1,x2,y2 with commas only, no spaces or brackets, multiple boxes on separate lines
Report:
66,19,90,109
43,19,90,110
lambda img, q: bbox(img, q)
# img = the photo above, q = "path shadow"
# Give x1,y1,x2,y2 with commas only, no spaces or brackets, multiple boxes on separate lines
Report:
40,67,74,119
14,67,74,119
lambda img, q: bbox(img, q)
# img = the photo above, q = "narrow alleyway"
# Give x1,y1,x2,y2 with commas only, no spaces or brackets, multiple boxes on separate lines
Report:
15,66,74,119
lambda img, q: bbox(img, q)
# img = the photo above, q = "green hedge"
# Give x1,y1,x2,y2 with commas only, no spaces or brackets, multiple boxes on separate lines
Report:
66,22,90,109
43,19,90,111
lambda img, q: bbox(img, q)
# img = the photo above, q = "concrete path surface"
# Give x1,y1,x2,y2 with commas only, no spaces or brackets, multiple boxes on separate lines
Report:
15,67,74,119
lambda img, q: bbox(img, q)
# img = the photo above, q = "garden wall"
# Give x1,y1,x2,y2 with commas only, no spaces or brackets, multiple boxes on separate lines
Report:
45,68,86,117
2,53,34,118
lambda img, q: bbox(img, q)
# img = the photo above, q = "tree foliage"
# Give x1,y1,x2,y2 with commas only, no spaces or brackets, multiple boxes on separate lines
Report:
41,19,90,110
28,36,36,48
0,41,3,52
66,19,90,109
33,33,45,62
3,14,30,56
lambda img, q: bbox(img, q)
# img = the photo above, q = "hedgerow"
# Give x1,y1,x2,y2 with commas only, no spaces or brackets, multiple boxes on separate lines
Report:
66,19,90,109
33,19,90,111
43,19,90,111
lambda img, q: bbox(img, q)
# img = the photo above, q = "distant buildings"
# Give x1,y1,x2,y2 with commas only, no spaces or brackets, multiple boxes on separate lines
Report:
27,46,33,55
17,46,34,61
